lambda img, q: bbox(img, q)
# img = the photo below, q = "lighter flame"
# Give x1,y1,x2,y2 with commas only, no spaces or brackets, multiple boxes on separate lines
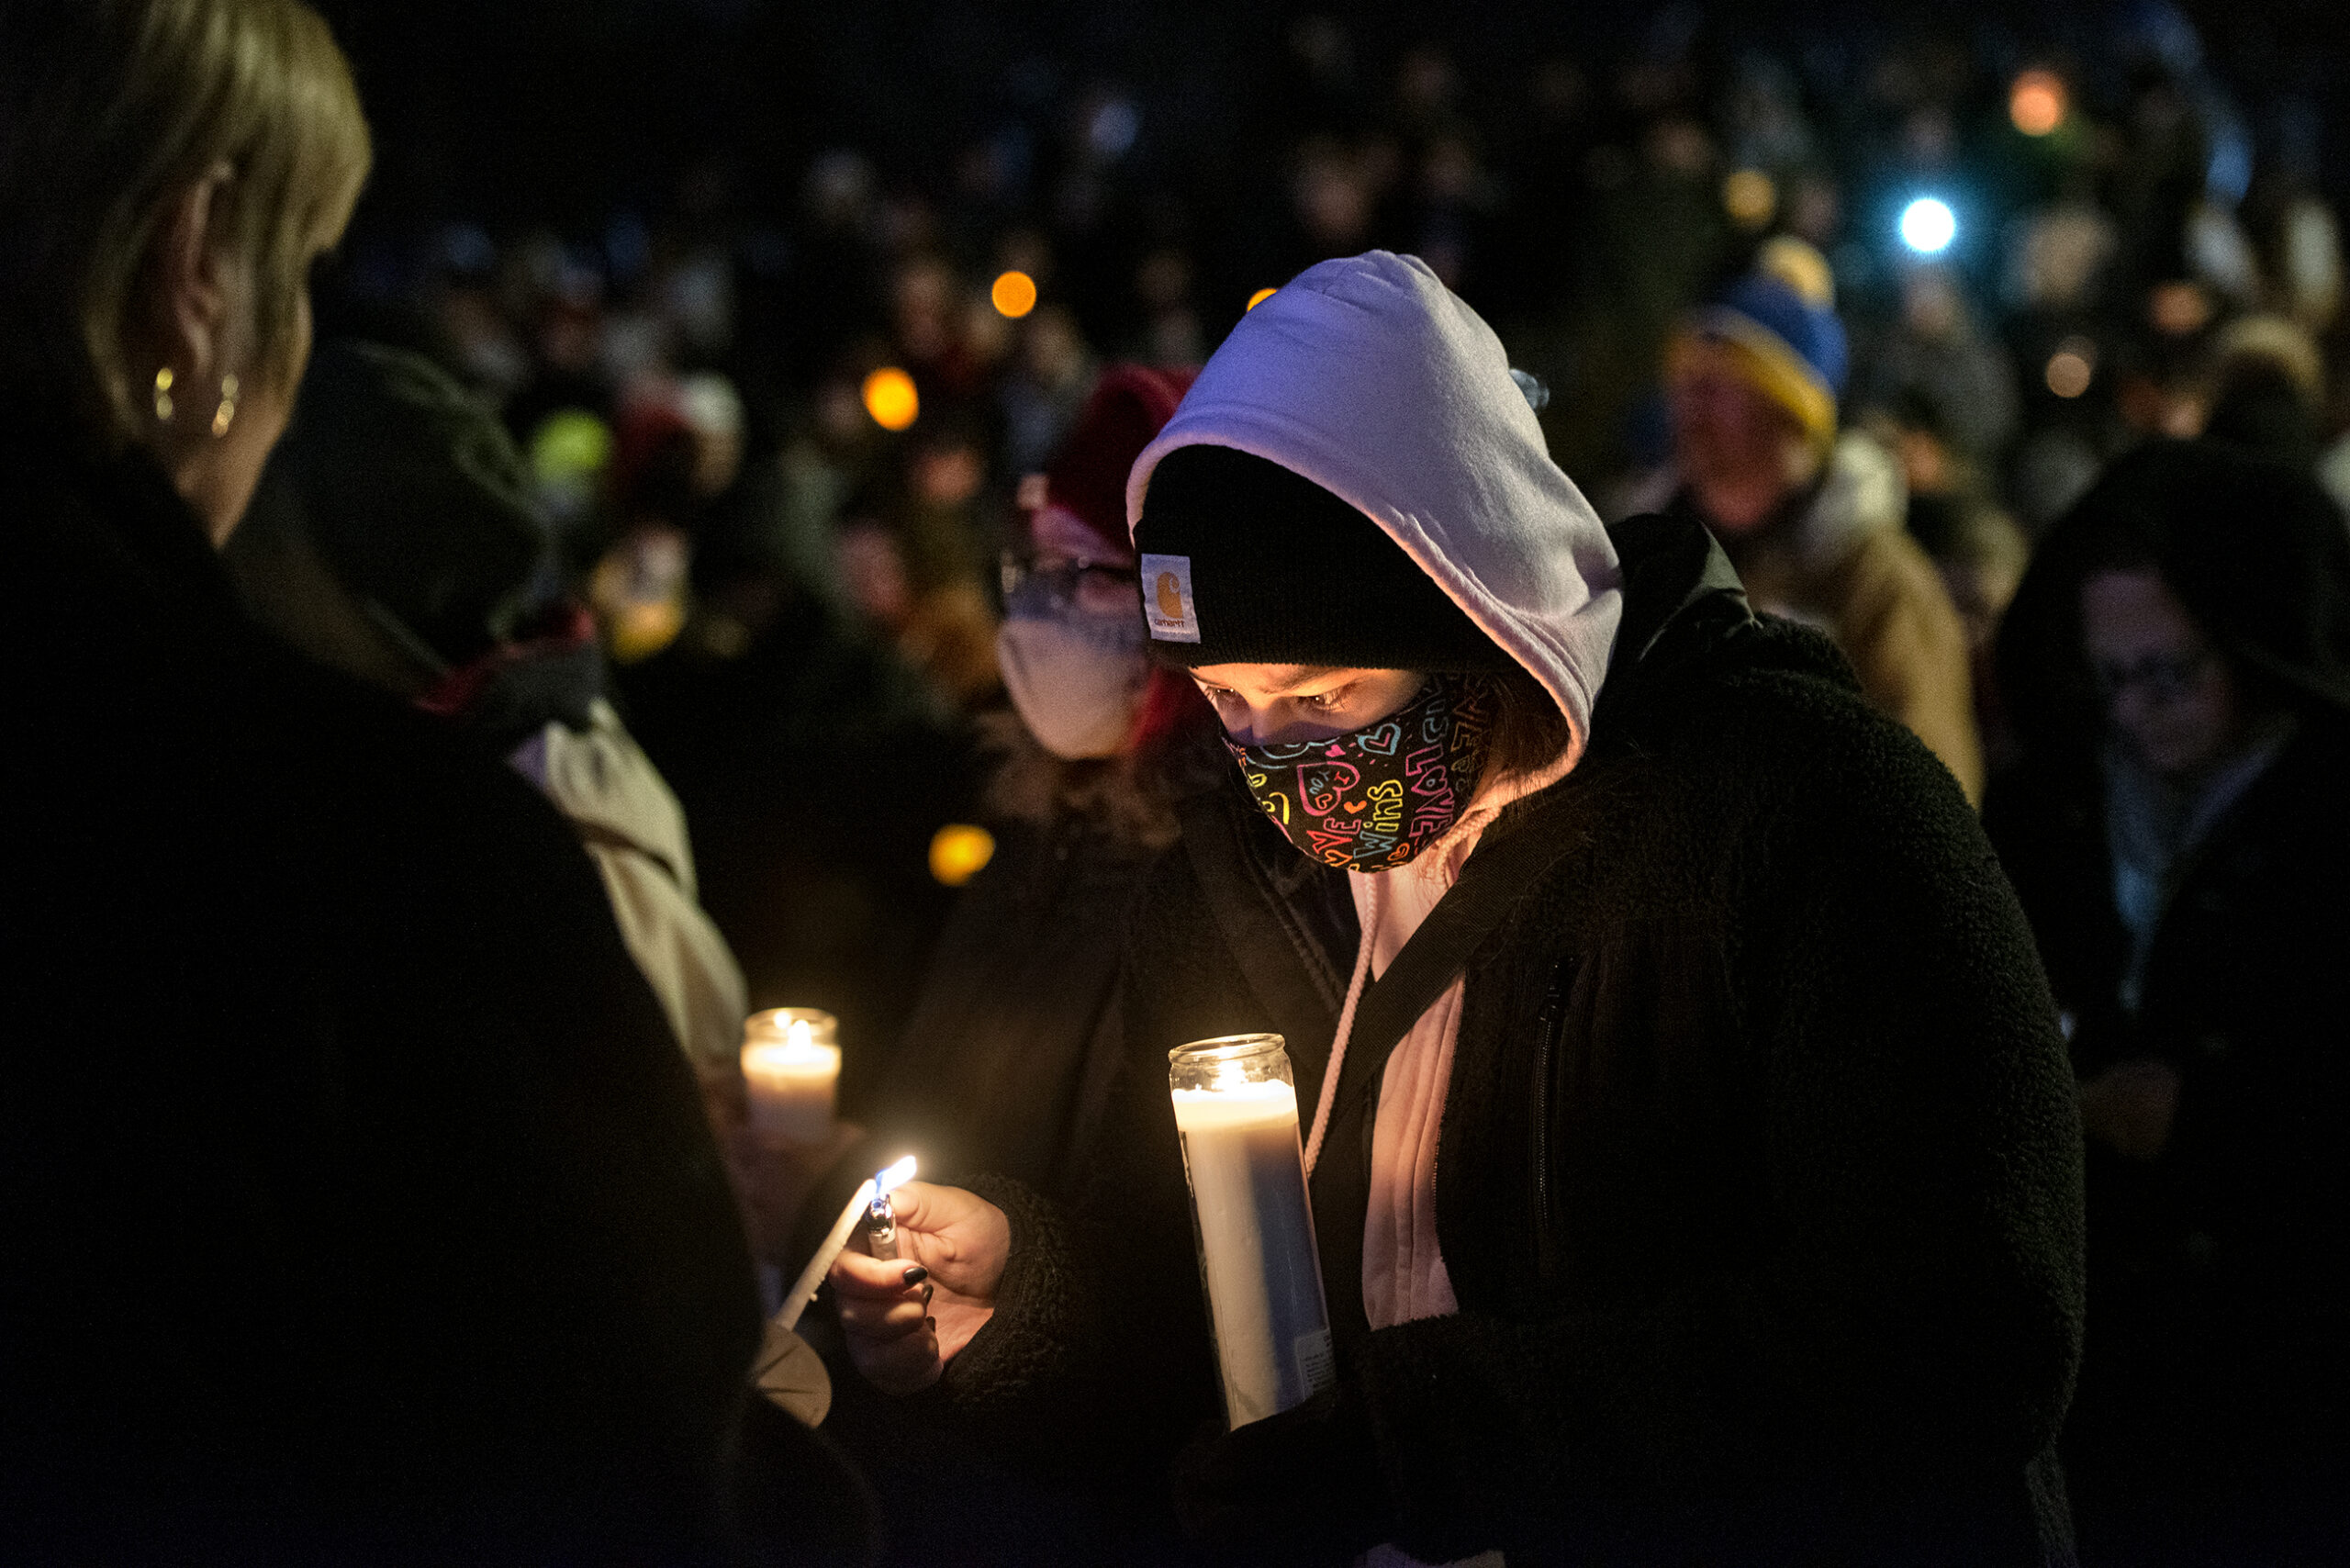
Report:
876,1156,917,1194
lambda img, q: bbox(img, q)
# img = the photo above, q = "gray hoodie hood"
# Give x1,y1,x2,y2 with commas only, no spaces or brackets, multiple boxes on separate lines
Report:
1126,252,1624,758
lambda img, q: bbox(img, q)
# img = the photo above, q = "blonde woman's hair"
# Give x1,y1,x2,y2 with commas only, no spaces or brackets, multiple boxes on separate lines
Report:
0,0,371,449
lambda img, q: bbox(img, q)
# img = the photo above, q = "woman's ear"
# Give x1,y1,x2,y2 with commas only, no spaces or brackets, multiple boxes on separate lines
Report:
146,162,237,383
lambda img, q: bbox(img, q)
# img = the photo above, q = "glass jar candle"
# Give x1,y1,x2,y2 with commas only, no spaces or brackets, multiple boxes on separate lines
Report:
741,1007,840,1145
1169,1033,1336,1427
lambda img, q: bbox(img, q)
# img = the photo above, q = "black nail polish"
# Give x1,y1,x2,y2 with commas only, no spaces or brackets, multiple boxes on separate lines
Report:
902,1265,929,1287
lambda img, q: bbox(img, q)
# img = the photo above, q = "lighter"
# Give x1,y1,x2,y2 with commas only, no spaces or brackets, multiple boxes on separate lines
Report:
777,1154,915,1334
863,1176,901,1261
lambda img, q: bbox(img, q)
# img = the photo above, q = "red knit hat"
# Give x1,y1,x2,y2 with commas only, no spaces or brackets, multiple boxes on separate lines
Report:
1038,364,1198,554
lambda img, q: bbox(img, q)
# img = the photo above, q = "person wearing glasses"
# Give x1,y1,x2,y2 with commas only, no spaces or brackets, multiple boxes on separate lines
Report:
754,365,1231,1562
1986,438,2350,1564
767,364,1208,1255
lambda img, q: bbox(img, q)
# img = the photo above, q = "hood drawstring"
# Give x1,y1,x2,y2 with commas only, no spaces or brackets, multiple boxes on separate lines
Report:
1304,871,1382,1180
1298,738,1581,1182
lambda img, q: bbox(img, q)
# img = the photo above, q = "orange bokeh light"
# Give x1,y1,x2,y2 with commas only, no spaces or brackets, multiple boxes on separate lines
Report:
929,823,997,887
990,270,1038,318
862,367,919,431
1246,287,1277,311
2010,71,2066,137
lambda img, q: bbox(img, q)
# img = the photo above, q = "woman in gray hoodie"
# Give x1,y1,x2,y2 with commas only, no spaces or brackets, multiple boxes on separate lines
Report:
831,253,2082,1567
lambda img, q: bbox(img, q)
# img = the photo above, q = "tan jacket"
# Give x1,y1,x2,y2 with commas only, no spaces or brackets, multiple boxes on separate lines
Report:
1731,437,1982,801
1624,434,1984,802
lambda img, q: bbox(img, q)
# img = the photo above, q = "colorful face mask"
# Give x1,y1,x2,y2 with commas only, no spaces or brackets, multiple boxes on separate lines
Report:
1226,675,1494,872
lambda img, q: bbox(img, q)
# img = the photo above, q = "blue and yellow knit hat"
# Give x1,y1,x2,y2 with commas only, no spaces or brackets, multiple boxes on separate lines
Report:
1669,237,1847,454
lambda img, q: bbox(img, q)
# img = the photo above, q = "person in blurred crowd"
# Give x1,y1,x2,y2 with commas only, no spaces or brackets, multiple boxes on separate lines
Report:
0,5,866,1560
1620,240,1986,801
763,367,1221,1568
752,368,1213,1263
2194,312,2328,469
1986,439,2350,1565
1853,265,2020,469
1000,303,1101,475
589,372,749,665
834,253,2082,1566
1861,400,2033,769
613,431,979,1084
796,364,1208,1218
225,340,750,1075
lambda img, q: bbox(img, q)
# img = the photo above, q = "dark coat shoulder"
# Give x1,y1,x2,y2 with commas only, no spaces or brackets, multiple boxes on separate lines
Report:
1,451,788,1562
1358,610,2081,1565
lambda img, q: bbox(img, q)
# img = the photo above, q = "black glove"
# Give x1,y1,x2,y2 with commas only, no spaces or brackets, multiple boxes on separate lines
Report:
1171,1384,1391,1565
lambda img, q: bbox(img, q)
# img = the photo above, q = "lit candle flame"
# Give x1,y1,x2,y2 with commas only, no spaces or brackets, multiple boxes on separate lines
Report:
780,1157,915,1333
786,1016,813,1051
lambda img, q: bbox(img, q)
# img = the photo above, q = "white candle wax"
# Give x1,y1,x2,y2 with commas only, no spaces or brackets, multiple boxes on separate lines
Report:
778,1176,875,1334
1172,1077,1336,1427
778,1155,917,1333
743,1016,839,1144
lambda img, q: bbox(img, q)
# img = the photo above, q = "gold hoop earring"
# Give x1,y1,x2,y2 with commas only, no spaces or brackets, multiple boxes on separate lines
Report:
210,374,238,439
152,367,175,423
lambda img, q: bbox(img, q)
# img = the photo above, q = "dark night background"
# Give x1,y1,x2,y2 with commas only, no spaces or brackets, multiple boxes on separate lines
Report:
285,0,2350,1070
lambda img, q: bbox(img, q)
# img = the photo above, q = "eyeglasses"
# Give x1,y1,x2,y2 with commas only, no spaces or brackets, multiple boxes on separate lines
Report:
2091,648,2214,707
1000,549,1140,615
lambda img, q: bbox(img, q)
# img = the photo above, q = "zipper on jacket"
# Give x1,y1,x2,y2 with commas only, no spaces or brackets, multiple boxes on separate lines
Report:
1531,961,1572,1282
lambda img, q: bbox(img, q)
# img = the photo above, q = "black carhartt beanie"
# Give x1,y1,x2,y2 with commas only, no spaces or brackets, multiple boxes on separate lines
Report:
1131,443,1509,671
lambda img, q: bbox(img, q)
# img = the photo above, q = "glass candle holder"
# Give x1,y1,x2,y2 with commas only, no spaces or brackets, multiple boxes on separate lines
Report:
741,1007,840,1145
1169,1033,1336,1428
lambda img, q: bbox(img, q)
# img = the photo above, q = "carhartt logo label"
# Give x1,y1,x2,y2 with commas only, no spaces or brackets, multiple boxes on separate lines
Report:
1140,553,1200,643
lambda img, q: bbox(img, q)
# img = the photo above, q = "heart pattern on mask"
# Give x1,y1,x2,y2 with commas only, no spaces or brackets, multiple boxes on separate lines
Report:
1225,675,1494,872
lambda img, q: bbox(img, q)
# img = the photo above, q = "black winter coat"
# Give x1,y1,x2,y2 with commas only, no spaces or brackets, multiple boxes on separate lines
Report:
0,440,868,1564
811,793,1219,1568
806,806,1156,1234
1990,724,2350,1490
942,514,2086,1565
1983,441,2350,1540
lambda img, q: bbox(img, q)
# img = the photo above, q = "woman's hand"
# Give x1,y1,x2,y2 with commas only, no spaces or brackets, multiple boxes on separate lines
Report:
829,1181,1010,1395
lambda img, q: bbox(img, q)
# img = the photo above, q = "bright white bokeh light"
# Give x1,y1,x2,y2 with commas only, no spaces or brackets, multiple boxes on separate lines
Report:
1899,197,1957,254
